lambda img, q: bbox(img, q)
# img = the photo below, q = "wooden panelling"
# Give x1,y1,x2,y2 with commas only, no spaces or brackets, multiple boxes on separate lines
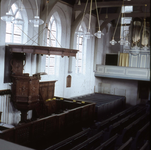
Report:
43,115,57,137
0,99,95,147
0,90,11,95
15,123,32,145
0,128,15,142
11,75,39,104
8,45,78,57
10,53,25,75
39,81,57,102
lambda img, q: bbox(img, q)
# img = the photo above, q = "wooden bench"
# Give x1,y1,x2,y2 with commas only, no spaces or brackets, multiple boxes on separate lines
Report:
117,137,133,150
130,122,150,150
94,105,139,132
119,114,148,144
94,134,119,150
46,128,90,150
15,122,32,145
43,114,57,138
70,131,104,150
0,127,15,142
140,140,150,150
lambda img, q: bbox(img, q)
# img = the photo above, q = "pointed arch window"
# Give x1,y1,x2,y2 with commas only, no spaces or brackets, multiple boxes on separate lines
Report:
76,25,84,73
5,3,23,43
45,15,57,75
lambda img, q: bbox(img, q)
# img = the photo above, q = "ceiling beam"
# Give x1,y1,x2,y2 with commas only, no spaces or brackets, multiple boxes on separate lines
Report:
99,12,150,20
70,0,150,49
100,12,150,31
74,0,150,11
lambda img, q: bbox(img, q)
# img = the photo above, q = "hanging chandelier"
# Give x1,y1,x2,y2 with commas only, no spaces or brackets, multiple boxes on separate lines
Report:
110,0,130,46
29,0,44,27
1,0,14,22
110,10,121,45
76,0,104,39
118,0,126,45
29,16,44,27
94,0,104,38
85,0,93,39
1,0,24,25
1,0,44,27
75,0,89,36
1,12,14,22
12,18,24,25
78,0,81,5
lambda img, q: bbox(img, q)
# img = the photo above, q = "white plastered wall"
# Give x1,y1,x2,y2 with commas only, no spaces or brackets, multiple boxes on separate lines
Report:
0,1,96,124
39,2,96,98
94,22,139,105
64,14,96,98
0,0,39,124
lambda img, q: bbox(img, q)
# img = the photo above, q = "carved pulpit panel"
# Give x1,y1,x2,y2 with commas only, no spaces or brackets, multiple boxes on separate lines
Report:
17,80,28,97
12,74,39,104
29,80,39,97
10,53,25,75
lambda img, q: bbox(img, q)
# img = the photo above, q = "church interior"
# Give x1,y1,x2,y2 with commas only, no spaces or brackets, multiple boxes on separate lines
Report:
0,0,150,149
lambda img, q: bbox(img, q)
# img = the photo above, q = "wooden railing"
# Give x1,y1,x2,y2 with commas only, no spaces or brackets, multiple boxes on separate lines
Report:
0,90,11,95
0,99,95,147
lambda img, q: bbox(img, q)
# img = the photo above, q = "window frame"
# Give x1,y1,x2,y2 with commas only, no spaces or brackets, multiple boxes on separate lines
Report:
5,3,24,44
45,13,61,76
75,22,87,74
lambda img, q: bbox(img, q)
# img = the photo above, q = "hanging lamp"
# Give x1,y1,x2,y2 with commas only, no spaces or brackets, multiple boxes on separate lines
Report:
85,0,93,39
29,0,44,27
118,0,125,45
75,0,89,36
123,5,130,47
78,0,81,5
1,12,14,22
94,0,104,38
110,9,121,45
12,18,24,25
1,0,14,22
12,0,24,25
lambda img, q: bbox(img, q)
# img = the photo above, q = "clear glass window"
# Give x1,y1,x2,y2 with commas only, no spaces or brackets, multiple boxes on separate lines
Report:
45,15,58,75
76,25,83,74
5,3,23,44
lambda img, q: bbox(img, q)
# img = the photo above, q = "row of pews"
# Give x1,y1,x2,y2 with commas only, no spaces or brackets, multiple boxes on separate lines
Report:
46,104,150,150
0,98,95,149
72,93,126,121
